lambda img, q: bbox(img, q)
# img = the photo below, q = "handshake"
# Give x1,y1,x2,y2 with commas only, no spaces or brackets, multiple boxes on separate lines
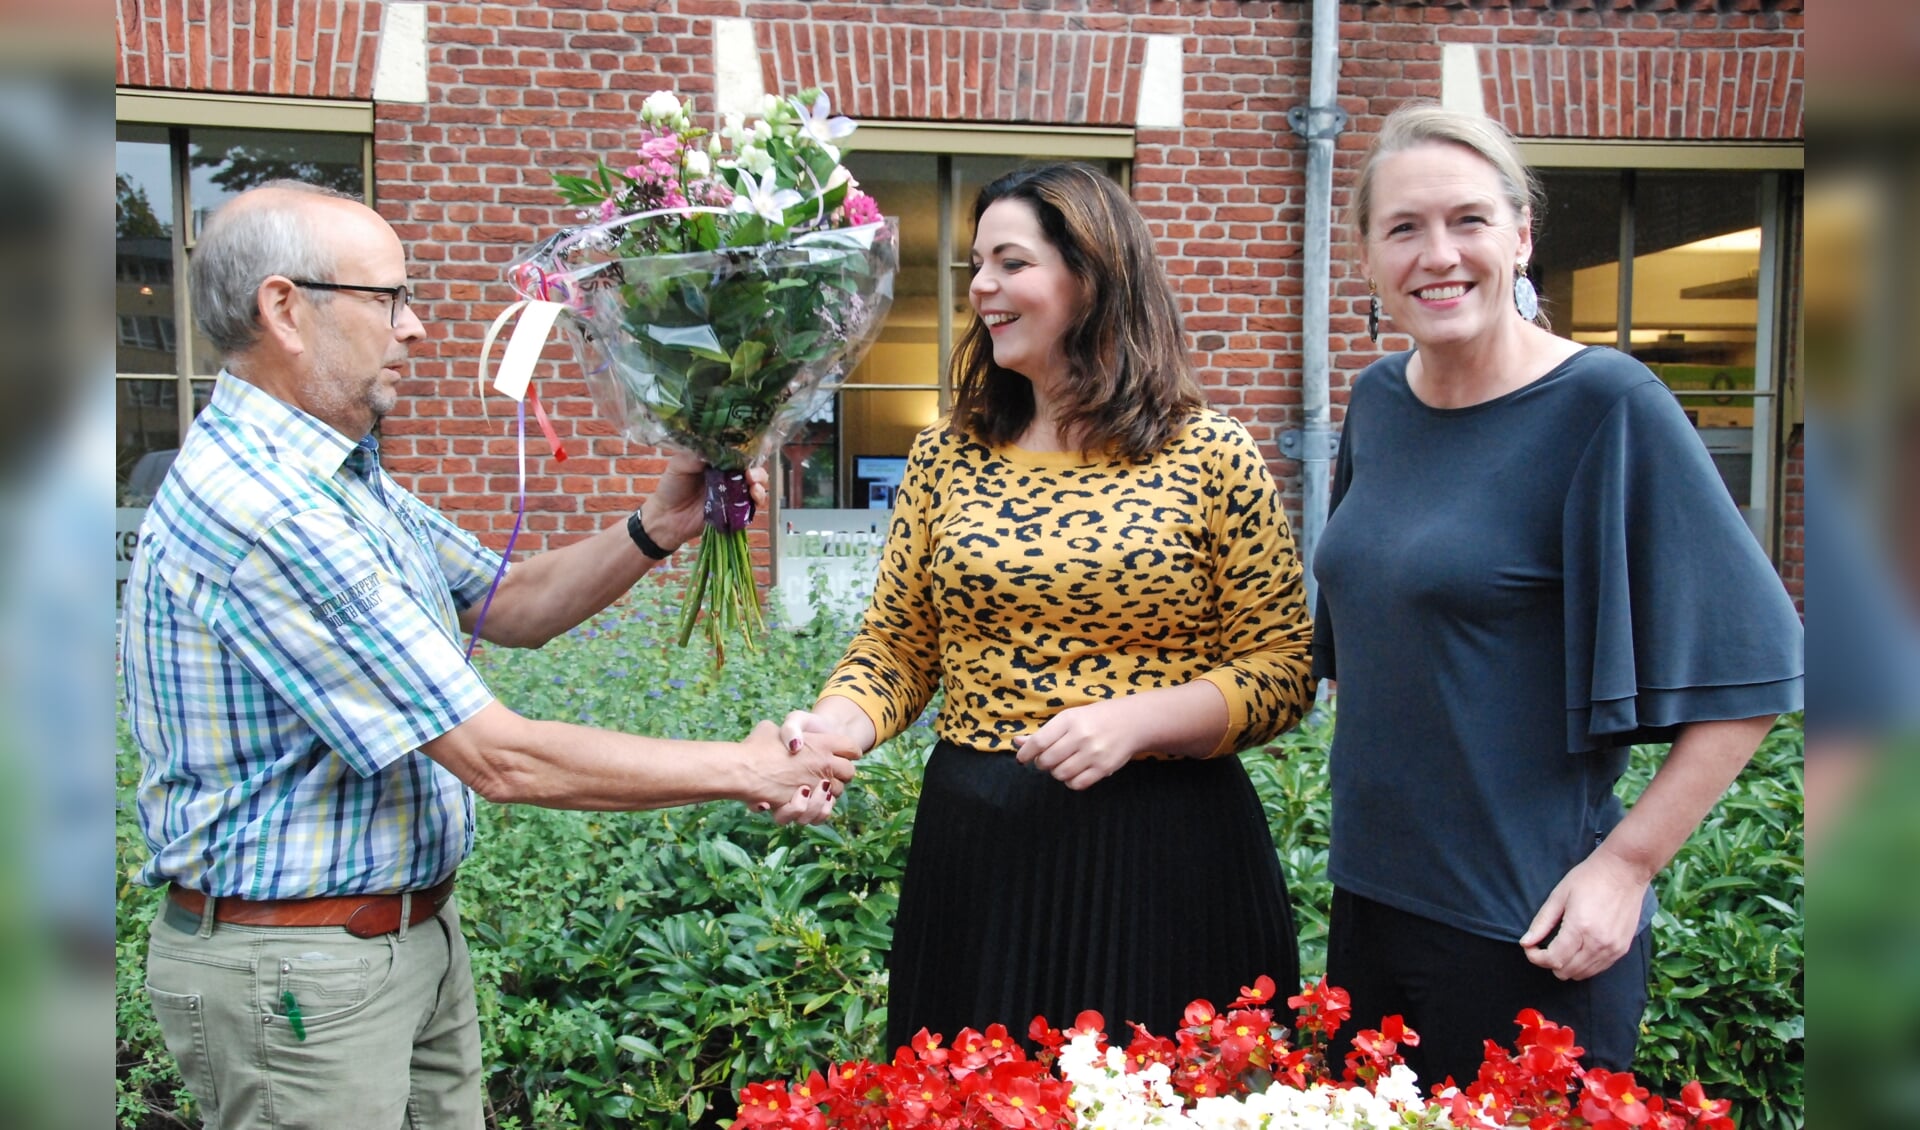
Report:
744,700,882,825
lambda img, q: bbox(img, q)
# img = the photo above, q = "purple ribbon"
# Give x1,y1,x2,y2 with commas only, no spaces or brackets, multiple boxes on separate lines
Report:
464,398,527,659
703,467,755,533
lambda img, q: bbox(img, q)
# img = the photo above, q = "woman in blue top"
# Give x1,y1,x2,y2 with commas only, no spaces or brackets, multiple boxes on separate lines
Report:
1311,102,1802,1089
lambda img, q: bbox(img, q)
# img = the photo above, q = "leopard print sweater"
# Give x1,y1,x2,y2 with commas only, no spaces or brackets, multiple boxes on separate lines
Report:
822,409,1315,757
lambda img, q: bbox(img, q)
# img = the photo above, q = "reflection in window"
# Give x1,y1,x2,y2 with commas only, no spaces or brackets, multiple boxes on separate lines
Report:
117,315,176,353
116,130,175,377
117,379,212,506
188,128,363,241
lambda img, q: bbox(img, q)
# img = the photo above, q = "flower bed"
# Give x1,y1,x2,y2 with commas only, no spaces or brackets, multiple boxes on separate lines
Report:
732,976,1735,1129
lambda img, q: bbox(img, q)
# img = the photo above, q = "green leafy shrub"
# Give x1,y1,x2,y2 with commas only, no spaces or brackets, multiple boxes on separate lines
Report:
1628,716,1804,1129
114,582,1801,1128
1244,708,1336,977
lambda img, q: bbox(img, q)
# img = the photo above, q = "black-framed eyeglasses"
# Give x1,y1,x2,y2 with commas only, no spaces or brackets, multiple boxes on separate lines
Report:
288,280,411,328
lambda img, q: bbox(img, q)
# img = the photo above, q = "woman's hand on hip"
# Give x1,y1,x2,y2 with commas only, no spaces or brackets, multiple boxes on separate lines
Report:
1518,848,1649,981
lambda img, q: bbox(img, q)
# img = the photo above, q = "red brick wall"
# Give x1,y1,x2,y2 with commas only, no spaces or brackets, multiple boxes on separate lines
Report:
757,18,1148,126
116,0,387,97
1473,18,1802,141
1781,430,1804,609
115,0,1805,606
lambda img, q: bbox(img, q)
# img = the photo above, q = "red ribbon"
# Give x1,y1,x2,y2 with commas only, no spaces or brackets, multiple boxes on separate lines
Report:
529,390,567,462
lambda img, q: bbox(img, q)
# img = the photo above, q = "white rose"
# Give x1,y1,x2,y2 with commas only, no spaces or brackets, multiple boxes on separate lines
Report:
642,90,681,123
684,149,711,178
752,118,774,143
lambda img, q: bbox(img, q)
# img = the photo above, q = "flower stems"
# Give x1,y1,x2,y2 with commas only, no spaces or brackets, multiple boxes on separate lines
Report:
676,469,766,665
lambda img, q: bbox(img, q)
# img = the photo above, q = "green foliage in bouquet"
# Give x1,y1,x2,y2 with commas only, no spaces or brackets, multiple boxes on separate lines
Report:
536,88,890,469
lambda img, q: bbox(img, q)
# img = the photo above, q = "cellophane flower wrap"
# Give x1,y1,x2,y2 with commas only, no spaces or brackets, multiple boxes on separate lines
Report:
731,975,1739,1130
510,88,896,660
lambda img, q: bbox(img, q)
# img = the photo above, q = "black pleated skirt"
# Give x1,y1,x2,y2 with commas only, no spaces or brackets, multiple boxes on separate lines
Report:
883,741,1300,1053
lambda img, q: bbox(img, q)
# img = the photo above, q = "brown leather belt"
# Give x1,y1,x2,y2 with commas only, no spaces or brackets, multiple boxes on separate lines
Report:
167,875,457,938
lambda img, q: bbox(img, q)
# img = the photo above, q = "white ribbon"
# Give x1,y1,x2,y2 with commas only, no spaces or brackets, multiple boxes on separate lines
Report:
477,298,566,407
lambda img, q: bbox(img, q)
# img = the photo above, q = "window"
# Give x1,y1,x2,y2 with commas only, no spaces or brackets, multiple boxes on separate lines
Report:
769,126,1130,622
1527,147,1800,557
117,315,176,353
114,92,370,508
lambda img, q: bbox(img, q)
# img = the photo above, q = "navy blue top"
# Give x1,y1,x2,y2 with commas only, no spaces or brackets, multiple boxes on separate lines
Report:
1311,346,1803,941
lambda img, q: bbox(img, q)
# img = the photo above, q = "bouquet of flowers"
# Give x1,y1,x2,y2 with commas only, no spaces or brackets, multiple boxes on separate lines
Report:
730,976,1738,1129
507,88,896,661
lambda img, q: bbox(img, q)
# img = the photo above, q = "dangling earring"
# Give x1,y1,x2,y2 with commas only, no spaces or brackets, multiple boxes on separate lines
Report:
1367,280,1381,343
1513,261,1540,322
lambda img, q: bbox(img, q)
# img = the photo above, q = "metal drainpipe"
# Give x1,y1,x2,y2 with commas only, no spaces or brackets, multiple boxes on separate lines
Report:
1287,0,1345,609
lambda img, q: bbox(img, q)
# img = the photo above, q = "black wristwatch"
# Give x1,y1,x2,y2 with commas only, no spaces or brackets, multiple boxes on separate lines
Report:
626,510,673,561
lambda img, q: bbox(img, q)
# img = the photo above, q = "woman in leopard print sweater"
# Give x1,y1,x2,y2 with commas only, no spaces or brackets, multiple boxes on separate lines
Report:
781,163,1316,1053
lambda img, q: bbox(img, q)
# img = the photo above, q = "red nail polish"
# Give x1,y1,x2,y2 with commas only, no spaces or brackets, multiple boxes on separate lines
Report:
788,738,802,753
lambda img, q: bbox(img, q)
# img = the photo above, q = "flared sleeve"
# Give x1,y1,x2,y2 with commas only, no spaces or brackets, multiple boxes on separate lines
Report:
1562,379,1803,752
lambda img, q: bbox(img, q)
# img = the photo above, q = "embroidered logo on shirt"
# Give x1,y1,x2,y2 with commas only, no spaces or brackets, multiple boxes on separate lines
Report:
316,573,384,628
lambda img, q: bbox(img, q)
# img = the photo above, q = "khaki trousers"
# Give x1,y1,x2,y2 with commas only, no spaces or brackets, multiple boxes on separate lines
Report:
144,893,483,1129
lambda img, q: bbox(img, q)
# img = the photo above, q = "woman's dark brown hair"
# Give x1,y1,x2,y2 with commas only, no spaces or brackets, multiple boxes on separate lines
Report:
949,163,1204,459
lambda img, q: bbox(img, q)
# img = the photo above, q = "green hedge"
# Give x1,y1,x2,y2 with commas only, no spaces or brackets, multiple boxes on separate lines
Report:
115,584,1801,1128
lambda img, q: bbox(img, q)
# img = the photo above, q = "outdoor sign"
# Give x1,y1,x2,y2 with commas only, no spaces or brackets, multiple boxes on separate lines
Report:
118,508,146,603
773,508,887,628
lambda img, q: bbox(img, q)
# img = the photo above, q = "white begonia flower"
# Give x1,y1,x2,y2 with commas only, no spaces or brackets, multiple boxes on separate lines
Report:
730,166,802,223
1372,1064,1423,1106
684,149,711,178
641,90,681,124
1189,1097,1257,1130
738,145,775,176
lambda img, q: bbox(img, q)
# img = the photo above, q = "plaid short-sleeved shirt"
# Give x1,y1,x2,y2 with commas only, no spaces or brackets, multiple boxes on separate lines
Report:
121,374,501,899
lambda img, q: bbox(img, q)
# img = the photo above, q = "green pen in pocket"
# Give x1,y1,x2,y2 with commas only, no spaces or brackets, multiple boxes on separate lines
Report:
281,990,307,1040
